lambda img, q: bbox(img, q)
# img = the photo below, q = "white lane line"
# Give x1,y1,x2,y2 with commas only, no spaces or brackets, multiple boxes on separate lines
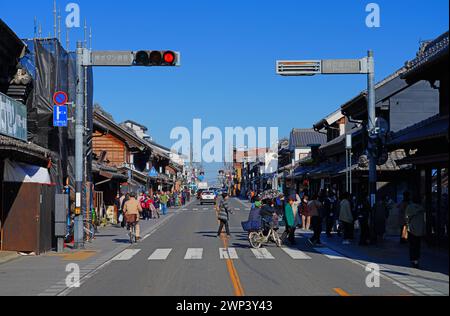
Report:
251,248,275,260
184,248,204,260
148,249,173,261
112,249,141,261
281,247,312,259
220,248,239,260
314,248,347,259
142,234,150,241
193,208,199,211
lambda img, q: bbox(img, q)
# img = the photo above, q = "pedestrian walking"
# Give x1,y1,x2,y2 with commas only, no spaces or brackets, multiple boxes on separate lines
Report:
282,197,297,245
152,194,161,219
398,191,411,244
405,195,426,269
373,196,390,244
140,193,150,221
339,192,354,244
120,193,130,228
293,193,302,228
309,193,323,245
324,191,335,237
300,194,311,230
217,193,233,238
160,192,169,215
356,195,371,246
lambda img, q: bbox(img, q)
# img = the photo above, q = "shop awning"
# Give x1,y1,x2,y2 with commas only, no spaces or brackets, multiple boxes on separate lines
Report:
3,159,52,184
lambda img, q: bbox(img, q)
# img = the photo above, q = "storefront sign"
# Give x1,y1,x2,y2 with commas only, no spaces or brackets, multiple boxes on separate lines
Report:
0,92,27,141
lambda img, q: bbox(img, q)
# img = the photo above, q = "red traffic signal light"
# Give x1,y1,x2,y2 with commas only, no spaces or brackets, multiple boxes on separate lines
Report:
134,51,179,66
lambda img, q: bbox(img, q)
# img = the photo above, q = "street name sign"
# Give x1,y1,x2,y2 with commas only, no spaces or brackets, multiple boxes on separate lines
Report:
53,105,68,127
277,60,321,76
91,51,135,66
277,58,370,76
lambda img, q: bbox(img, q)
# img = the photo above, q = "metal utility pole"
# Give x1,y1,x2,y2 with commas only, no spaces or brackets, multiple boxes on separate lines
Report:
276,50,377,206
346,134,353,194
367,50,377,207
74,41,85,249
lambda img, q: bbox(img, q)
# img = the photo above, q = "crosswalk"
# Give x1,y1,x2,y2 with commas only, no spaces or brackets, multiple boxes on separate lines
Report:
111,247,348,262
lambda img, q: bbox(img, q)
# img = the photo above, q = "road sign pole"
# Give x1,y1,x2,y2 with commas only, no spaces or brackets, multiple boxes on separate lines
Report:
367,50,377,209
74,41,85,249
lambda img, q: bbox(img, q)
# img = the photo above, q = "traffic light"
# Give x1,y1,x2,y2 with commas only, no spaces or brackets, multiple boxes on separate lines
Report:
134,51,180,66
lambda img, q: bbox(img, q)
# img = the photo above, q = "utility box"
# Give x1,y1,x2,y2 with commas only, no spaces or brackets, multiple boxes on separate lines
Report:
55,194,68,237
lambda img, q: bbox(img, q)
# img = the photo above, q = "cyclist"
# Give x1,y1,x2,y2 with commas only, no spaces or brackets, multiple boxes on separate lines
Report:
123,192,143,241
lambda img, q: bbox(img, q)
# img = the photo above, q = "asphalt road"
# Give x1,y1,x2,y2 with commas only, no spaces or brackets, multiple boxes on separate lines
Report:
68,198,411,296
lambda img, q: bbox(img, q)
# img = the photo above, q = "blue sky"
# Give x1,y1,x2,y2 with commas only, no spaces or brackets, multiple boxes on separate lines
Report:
1,0,448,182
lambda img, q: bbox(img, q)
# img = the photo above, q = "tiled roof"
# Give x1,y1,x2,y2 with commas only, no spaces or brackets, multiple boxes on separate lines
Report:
403,31,449,79
389,114,449,147
289,129,327,149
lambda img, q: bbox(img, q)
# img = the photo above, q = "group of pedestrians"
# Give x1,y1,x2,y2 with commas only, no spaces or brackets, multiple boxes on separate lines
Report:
282,188,427,269
116,191,174,241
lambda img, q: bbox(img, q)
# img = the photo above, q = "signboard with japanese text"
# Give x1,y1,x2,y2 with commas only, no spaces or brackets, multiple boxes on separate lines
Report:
0,92,27,141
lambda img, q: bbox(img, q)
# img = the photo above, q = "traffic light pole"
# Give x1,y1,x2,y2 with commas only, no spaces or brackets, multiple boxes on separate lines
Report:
74,41,85,249
71,47,181,249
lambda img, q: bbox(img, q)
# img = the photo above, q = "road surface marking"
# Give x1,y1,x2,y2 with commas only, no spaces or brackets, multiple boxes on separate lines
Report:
251,248,275,260
112,249,141,261
314,248,346,259
220,248,239,260
148,249,173,260
193,208,199,211
334,288,351,296
281,247,312,259
184,248,203,260
221,237,245,296
142,234,150,241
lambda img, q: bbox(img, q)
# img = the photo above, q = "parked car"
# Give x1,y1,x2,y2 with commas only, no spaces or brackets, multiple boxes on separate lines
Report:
200,191,216,205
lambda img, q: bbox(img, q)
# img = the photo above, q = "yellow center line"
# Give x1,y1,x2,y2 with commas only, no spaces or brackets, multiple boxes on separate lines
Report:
216,204,245,297
221,235,245,296
334,288,351,297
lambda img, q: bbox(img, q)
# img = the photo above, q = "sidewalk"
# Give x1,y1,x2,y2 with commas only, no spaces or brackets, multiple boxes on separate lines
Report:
300,230,449,296
0,206,182,296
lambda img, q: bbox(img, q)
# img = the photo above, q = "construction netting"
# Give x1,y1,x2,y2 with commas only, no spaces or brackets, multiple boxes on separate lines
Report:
20,38,94,193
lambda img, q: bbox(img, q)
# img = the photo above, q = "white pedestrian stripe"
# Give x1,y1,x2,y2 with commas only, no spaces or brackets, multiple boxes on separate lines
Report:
185,248,203,260
220,248,239,260
314,248,346,259
251,248,275,260
112,249,141,261
281,247,312,259
148,249,173,260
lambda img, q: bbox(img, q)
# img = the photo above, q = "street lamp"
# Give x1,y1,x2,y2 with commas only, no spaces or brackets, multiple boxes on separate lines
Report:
276,51,377,208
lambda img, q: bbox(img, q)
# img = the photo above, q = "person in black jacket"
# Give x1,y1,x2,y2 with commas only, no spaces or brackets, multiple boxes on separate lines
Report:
357,195,371,246
217,193,233,238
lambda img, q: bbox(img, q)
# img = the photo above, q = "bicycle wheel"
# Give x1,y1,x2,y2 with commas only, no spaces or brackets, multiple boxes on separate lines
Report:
249,232,262,249
130,224,137,244
85,223,95,241
272,231,282,247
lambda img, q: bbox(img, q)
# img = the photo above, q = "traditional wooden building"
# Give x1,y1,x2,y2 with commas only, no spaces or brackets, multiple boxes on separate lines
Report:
389,31,449,245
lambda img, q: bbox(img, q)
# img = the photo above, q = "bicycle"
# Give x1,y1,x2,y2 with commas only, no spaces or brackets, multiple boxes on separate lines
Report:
125,214,138,244
243,216,283,249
